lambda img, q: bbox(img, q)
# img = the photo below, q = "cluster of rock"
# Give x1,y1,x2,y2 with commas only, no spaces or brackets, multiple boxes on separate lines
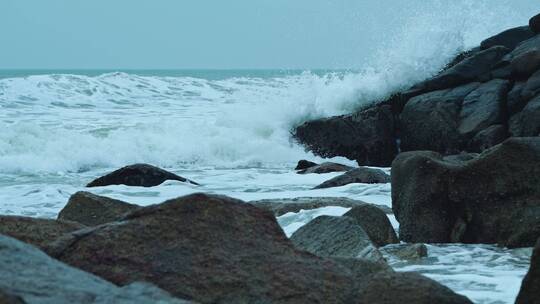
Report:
294,14,540,167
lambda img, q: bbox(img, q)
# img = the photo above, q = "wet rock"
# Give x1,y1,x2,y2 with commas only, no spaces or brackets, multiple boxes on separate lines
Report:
504,34,540,61
0,290,25,304
510,95,540,137
313,167,390,189
392,138,540,247
357,272,473,304
294,104,397,167
47,193,360,304
530,13,540,33
0,216,84,250
468,124,508,152
400,83,480,154
480,26,535,51
516,238,540,304
511,50,540,78
250,197,392,216
58,191,140,226
290,215,384,262
458,79,510,136
380,243,428,260
0,234,191,304
521,69,540,101
295,159,318,171
507,82,527,115
343,205,398,247
297,162,353,174
412,46,509,92
87,163,199,187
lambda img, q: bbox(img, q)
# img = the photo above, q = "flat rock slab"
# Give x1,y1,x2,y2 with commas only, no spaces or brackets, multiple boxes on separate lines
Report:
87,164,199,187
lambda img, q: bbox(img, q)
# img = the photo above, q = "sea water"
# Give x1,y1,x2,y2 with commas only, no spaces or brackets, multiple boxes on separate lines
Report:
0,2,536,303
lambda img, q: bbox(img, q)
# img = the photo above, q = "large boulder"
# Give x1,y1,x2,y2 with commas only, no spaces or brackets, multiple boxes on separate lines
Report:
58,191,140,226
294,104,397,167
46,193,362,304
516,238,540,304
343,205,399,247
530,13,540,33
313,167,390,189
0,216,84,250
250,197,391,216
0,234,191,304
356,272,472,304
392,137,540,247
87,164,199,187
297,162,353,174
510,95,540,137
480,26,535,51
290,215,384,262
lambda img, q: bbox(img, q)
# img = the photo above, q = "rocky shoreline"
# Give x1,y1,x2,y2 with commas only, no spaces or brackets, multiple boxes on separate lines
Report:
1,12,540,304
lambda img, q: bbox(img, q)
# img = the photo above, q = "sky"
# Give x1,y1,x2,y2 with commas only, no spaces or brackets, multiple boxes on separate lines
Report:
0,0,539,69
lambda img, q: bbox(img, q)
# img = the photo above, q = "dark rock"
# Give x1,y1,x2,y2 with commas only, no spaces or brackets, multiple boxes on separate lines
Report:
521,69,540,101
507,82,527,115
290,215,383,262
343,205,399,247
250,197,392,216
0,234,191,304
87,164,199,187
0,290,25,304
357,272,473,304
480,26,535,50
530,13,540,33
458,79,510,136
313,167,390,189
412,46,509,92
516,238,540,304
468,124,508,152
400,83,480,154
504,35,540,61
331,258,392,292
0,216,84,250
380,243,428,260
58,191,140,226
441,48,480,72
510,95,540,137
442,152,480,163
294,104,397,167
295,159,318,171
46,193,361,304
392,138,540,247
297,162,353,174
511,49,540,78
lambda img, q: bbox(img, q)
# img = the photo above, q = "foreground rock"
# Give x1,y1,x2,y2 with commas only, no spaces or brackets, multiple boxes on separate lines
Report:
0,216,84,250
344,205,398,247
58,191,140,226
0,234,190,304
516,238,540,304
290,216,384,262
250,197,392,216
87,164,199,187
296,162,353,174
357,272,472,304
294,104,397,167
314,167,390,189
392,137,540,247
47,193,358,303
380,244,428,261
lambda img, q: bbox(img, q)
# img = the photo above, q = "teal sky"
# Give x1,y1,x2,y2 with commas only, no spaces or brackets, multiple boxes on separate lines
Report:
1,0,539,69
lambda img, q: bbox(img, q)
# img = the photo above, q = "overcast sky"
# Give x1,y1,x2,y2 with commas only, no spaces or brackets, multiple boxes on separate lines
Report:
1,0,539,69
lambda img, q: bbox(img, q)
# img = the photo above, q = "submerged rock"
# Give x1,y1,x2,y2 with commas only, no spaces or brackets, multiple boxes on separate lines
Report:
313,167,390,189
380,243,428,261
357,272,473,304
0,234,191,304
392,137,540,247
343,205,398,247
516,238,540,304
290,215,384,262
0,216,84,250
47,193,361,304
87,163,199,187
250,197,392,216
297,162,353,174
58,191,140,226
294,104,397,167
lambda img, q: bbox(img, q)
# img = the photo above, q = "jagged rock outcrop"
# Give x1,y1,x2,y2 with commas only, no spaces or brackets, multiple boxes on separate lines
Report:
58,191,139,226
392,137,540,247
313,167,390,189
87,164,199,187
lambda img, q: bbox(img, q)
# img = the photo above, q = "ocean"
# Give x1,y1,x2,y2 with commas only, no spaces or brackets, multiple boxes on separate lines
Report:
0,4,536,302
